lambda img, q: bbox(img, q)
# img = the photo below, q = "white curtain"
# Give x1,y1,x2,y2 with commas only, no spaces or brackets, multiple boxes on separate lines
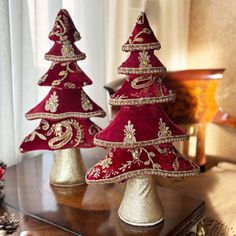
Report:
105,0,191,82
0,0,107,166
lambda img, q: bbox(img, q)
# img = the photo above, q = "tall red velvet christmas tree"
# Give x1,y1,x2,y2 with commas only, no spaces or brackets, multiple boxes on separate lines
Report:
86,12,199,226
20,9,105,187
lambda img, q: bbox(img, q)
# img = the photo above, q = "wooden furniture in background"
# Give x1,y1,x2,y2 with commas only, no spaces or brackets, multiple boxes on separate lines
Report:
164,69,224,167
105,69,224,168
212,108,236,128
3,154,206,235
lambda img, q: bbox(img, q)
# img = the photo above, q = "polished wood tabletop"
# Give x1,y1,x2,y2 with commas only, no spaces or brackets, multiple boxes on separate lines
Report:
0,204,73,235
3,153,205,235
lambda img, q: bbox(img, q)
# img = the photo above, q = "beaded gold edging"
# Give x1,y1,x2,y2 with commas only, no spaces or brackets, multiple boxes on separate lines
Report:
44,53,86,62
118,67,166,75
94,134,189,148
85,166,200,185
122,42,161,52
25,110,106,120
109,94,176,106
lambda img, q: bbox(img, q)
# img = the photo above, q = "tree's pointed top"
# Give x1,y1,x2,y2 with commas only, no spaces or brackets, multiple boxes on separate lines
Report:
122,12,161,52
49,9,81,42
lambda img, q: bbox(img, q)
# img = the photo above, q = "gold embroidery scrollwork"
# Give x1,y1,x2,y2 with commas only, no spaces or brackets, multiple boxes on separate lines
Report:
131,75,155,89
48,119,84,149
49,14,68,41
52,62,75,86
61,40,75,57
24,131,47,142
129,27,151,44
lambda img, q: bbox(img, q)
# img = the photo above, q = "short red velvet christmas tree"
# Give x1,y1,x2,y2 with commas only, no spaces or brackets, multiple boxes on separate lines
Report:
20,9,105,187
86,12,199,226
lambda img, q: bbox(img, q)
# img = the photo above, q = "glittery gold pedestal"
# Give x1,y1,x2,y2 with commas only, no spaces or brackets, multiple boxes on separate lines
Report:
118,176,163,226
50,148,86,187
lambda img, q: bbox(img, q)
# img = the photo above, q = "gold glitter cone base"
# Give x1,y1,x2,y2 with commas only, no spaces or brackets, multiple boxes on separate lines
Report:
50,148,86,187
118,176,163,226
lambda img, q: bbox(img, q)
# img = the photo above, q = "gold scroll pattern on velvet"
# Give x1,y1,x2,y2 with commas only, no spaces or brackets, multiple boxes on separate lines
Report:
24,119,84,149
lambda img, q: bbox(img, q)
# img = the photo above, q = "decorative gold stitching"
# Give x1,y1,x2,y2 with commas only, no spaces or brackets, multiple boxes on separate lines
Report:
64,82,76,89
123,120,136,144
47,119,84,149
109,94,175,106
51,62,75,86
81,90,93,111
45,53,86,62
25,110,106,120
86,166,199,185
131,75,155,89
158,118,172,139
138,51,152,68
118,66,166,75
61,40,75,57
122,42,161,52
45,91,59,113
94,134,189,148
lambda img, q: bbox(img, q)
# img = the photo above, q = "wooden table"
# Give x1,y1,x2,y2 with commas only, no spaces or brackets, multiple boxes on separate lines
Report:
3,153,205,235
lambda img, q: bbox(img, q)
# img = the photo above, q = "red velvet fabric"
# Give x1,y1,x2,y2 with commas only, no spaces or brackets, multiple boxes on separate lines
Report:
118,50,165,74
26,87,105,120
38,62,92,89
122,12,160,51
110,75,173,102
0,168,5,180
20,118,101,152
49,9,80,42
45,42,85,61
95,104,186,145
86,143,199,183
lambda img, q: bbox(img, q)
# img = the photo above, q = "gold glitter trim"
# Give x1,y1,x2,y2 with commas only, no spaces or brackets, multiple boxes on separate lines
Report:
122,42,161,52
86,166,200,185
109,94,175,106
25,110,106,120
94,134,189,148
44,53,86,62
118,67,166,75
